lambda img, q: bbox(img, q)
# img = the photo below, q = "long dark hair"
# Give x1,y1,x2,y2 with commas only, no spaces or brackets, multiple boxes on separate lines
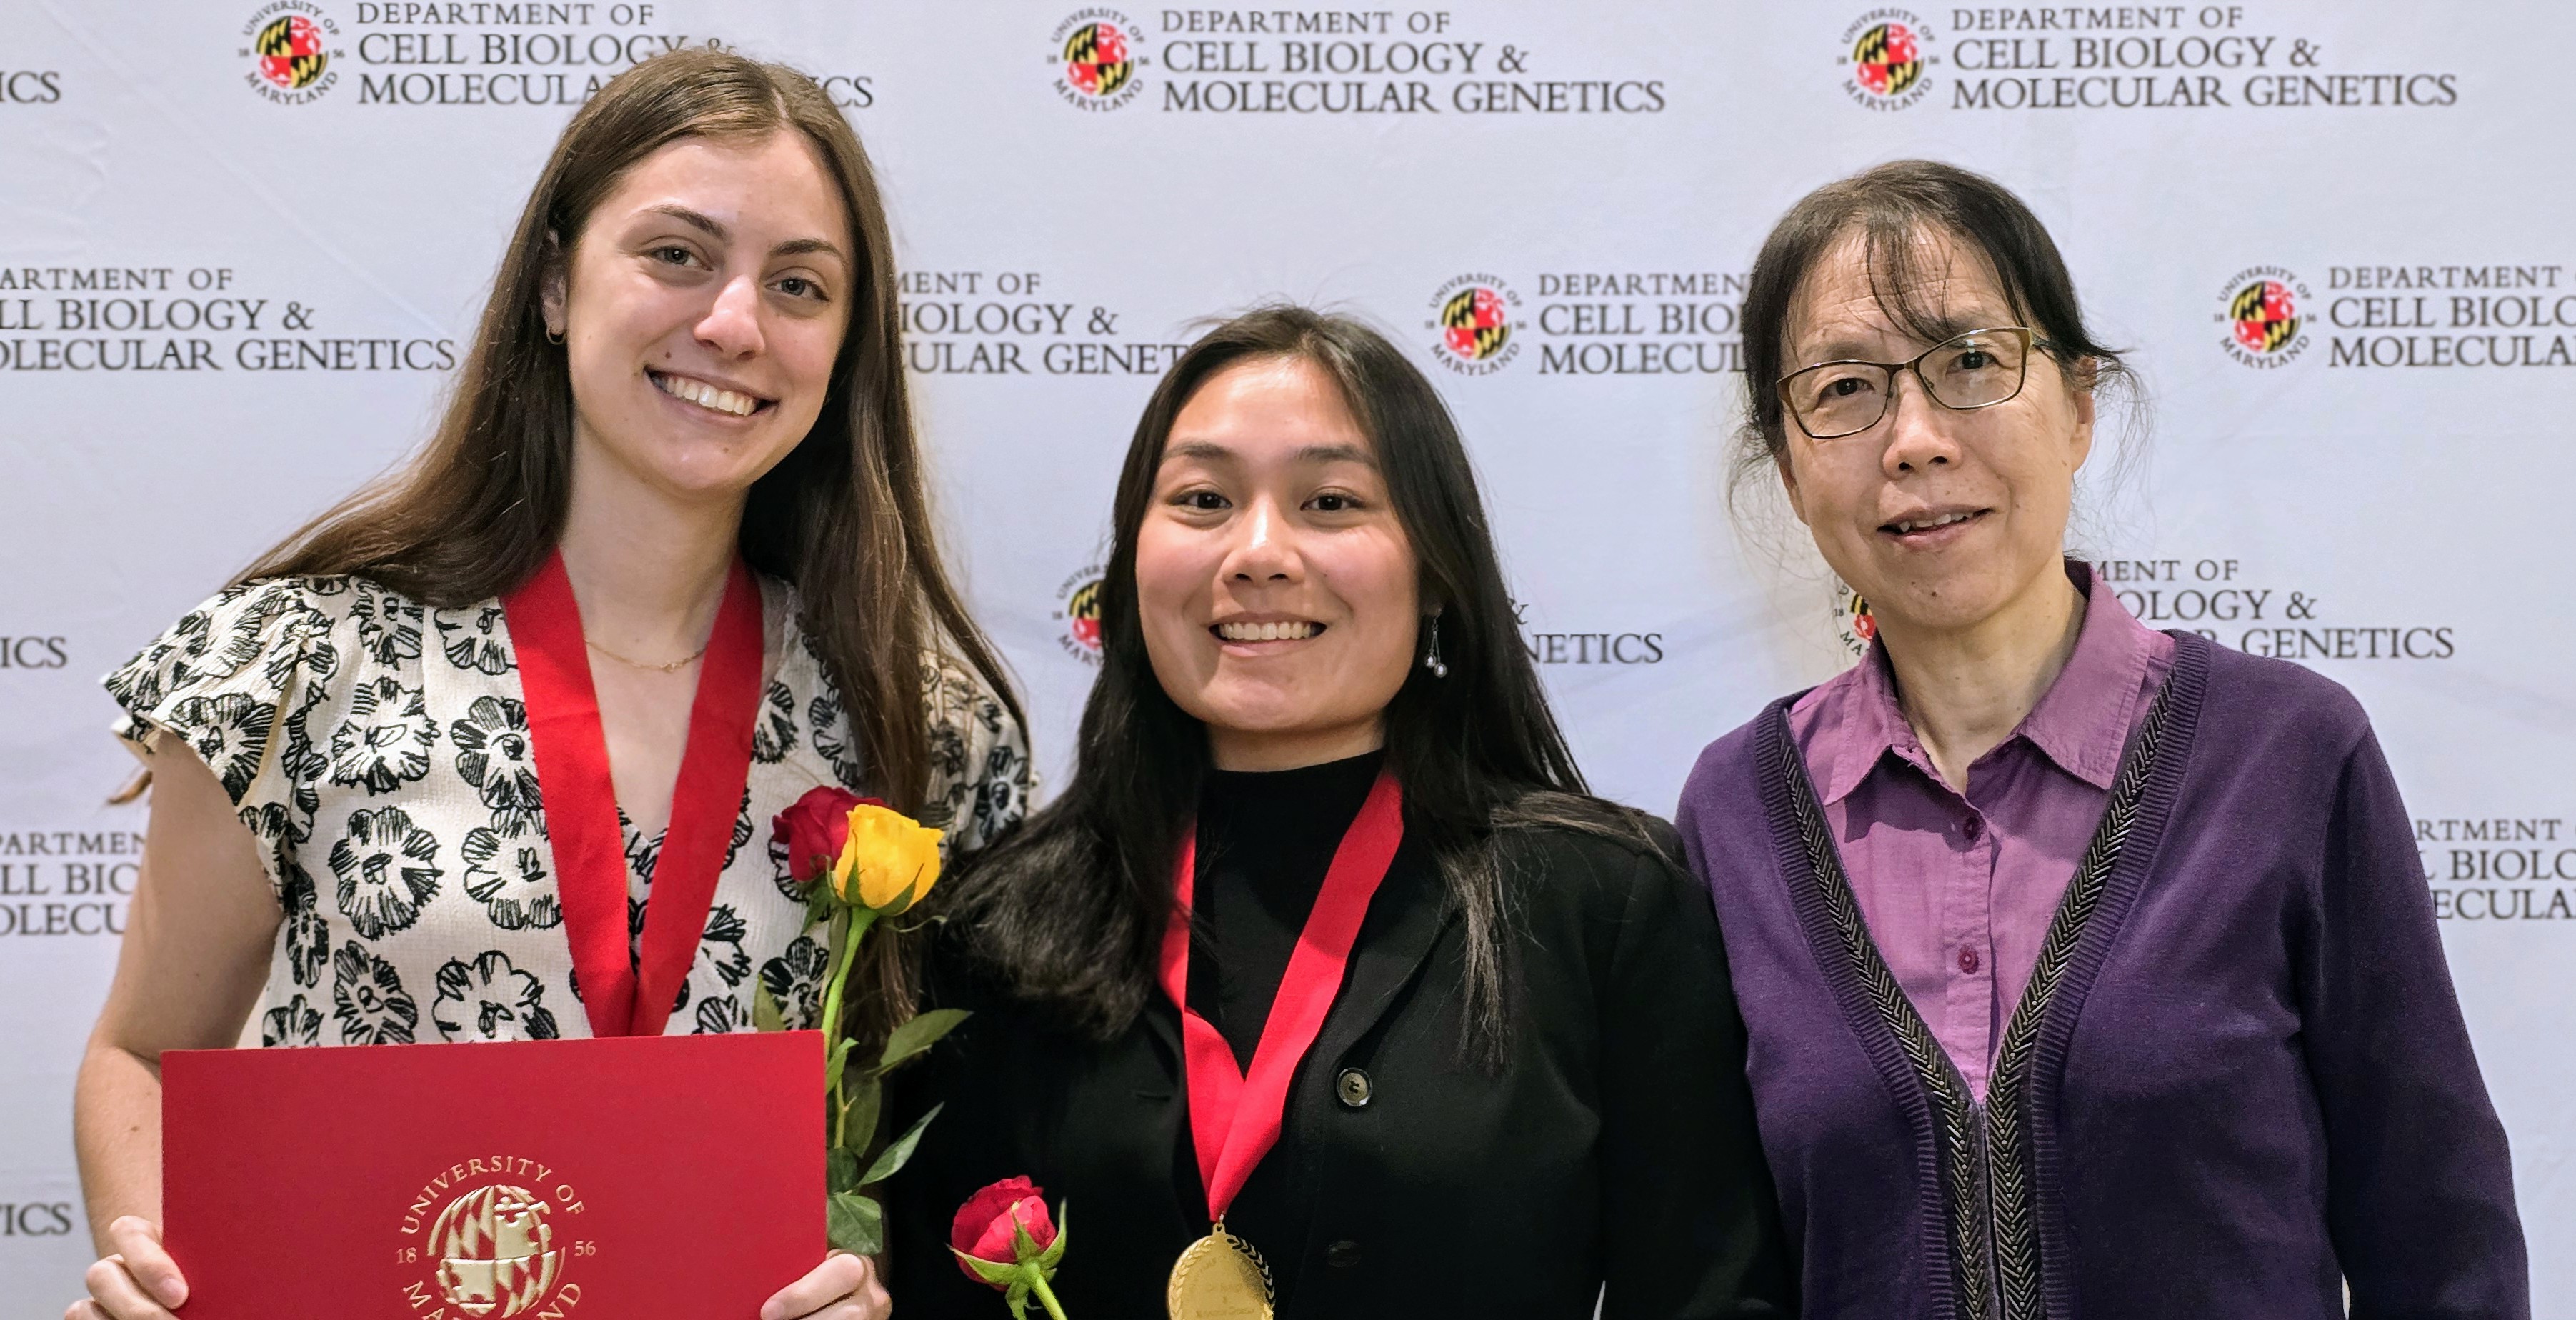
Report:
227,49,1018,1039
1733,159,2136,485
235,49,1018,811
944,305,1642,1055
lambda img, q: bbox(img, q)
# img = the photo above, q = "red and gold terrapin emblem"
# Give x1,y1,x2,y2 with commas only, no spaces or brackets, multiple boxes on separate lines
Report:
1427,274,1521,376
2217,266,2312,368
398,1156,591,1319
1049,9,1147,110
238,1,341,105
1839,10,1936,110
1052,563,1107,663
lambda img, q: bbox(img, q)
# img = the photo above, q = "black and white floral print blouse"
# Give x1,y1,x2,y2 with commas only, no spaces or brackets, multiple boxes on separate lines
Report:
102,574,1031,1048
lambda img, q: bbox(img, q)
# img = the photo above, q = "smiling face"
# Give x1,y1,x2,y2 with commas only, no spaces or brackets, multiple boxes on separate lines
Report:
542,130,853,506
1776,225,2095,637
1134,356,1422,771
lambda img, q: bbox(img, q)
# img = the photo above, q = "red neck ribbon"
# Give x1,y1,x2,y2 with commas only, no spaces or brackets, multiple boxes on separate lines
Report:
1157,769,1404,1224
502,549,764,1038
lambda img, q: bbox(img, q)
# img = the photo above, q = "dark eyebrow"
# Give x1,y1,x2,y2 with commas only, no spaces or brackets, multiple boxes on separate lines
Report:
645,204,846,267
1162,439,1235,464
771,236,848,266
1294,443,1377,467
646,204,729,242
1159,440,1379,468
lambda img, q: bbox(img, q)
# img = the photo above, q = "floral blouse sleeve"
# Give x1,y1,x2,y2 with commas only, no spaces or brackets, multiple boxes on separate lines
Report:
101,577,344,898
918,650,1032,859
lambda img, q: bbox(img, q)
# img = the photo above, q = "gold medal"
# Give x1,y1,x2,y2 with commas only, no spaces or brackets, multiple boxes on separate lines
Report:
1166,1224,1272,1320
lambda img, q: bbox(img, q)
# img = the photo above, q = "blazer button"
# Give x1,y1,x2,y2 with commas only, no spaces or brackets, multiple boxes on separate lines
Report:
1327,1239,1364,1269
1335,1067,1372,1109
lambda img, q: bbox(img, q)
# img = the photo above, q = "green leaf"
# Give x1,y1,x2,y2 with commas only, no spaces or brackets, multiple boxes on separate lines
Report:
825,1191,884,1256
843,1075,883,1154
858,1102,939,1186
951,1249,1023,1289
1004,1280,1032,1320
1011,1210,1040,1263
826,1146,859,1194
751,981,785,1034
824,1036,857,1095
1034,1200,1067,1271
877,1008,971,1073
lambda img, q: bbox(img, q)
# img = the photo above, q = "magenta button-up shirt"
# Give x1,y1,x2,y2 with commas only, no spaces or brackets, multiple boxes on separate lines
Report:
1789,562,2175,1099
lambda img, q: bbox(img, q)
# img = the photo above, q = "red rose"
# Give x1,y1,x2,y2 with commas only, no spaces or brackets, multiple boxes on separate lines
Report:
950,1176,1057,1286
772,786,873,886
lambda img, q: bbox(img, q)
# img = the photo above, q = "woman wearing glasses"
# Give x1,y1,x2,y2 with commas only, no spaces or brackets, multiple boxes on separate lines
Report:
1676,160,2527,1319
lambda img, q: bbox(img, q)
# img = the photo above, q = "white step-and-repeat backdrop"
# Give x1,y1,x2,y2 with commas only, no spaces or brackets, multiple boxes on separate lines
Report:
5,0,2569,1310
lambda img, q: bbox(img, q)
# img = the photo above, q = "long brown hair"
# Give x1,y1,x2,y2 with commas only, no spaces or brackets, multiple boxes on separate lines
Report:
229,50,1017,1041
239,48,1019,819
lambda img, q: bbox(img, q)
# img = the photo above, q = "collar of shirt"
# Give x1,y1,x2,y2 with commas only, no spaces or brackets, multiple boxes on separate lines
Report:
1791,561,2163,804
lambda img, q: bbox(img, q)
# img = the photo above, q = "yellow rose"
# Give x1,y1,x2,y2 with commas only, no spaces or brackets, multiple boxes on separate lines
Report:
830,803,944,914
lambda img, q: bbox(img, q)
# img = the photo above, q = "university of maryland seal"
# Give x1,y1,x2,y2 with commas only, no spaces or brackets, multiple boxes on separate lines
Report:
399,1156,590,1318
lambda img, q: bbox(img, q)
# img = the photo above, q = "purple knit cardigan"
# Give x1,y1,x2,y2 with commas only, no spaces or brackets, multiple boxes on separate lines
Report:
1676,632,2527,1319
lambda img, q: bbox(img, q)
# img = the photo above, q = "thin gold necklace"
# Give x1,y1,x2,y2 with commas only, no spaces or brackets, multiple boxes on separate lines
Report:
585,637,708,674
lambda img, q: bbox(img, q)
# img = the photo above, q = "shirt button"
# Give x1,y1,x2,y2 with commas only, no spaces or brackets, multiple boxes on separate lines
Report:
1958,947,1981,974
1327,1239,1364,1269
1961,816,1985,842
1336,1068,1373,1109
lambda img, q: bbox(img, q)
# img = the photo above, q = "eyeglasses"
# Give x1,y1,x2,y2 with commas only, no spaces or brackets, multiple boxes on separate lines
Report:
1777,326,2053,441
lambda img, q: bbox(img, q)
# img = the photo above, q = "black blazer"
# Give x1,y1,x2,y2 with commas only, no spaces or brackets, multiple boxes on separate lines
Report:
887,820,1794,1319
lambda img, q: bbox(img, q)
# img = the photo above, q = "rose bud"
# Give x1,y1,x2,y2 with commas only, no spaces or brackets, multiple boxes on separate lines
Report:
834,801,944,914
950,1176,1057,1285
772,786,868,887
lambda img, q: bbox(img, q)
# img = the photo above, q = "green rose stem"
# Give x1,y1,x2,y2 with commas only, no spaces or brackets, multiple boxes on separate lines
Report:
820,906,879,1149
1023,1269,1068,1320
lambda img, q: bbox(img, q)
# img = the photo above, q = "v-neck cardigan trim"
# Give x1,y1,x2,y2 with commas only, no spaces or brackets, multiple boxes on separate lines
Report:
1752,631,2212,1319
2023,636,2205,1317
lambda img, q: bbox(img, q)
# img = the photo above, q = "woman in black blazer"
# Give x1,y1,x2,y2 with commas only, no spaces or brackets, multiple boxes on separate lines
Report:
887,306,1790,1319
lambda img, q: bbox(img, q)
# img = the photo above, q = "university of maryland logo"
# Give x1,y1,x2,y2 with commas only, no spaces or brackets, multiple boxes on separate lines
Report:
1053,564,1107,662
1845,589,1877,645
430,1186,562,1316
2216,266,2312,367
1442,286,1512,361
1063,22,1131,97
1426,274,1522,376
2230,279,2300,354
399,1157,589,1319
1832,585,1878,659
254,13,328,90
239,2,341,104
1839,10,1935,109
1049,9,1147,109
1851,23,1921,97
1064,579,1102,651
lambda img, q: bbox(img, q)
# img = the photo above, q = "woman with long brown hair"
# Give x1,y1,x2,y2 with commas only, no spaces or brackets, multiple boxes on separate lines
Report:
65,49,1027,1320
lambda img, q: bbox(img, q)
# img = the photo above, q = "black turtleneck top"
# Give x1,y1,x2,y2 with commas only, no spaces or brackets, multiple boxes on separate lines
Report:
1182,749,1429,1304
1190,749,1390,1068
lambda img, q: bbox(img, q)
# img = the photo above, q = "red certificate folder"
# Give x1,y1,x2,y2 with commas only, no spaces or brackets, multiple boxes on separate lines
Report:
162,1031,822,1319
